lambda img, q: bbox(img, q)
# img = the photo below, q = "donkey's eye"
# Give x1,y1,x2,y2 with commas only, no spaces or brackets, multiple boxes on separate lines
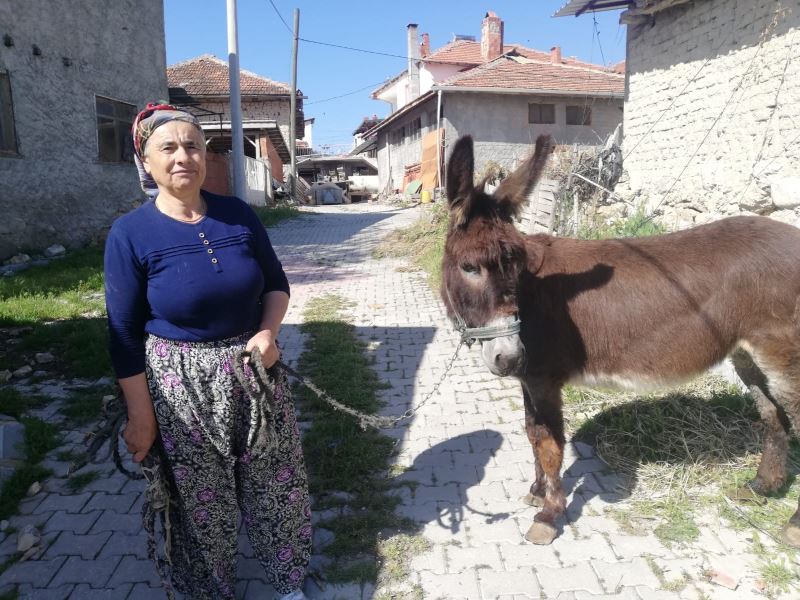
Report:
461,263,480,275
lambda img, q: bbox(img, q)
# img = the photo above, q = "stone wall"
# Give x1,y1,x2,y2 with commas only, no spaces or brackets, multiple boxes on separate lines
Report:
0,0,168,259
621,0,800,229
443,91,624,176
375,99,438,192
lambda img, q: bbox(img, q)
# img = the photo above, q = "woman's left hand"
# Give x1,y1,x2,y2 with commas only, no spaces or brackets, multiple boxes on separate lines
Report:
246,329,280,368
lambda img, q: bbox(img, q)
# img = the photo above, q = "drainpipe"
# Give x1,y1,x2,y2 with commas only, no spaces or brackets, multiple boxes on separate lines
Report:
436,89,443,199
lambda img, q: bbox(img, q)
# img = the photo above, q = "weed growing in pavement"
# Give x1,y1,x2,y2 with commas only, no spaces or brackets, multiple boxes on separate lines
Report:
0,388,48,420
59,386,113,425
295,294,424,587
252,204,301,227
66,469,102,493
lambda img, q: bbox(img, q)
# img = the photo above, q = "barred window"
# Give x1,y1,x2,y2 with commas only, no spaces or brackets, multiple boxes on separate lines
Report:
566,105,592,126
528,103,555,125
96,96,136,162
0,72,18,154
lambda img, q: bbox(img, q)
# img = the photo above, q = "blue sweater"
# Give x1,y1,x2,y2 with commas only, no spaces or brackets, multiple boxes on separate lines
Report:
104,191,290,378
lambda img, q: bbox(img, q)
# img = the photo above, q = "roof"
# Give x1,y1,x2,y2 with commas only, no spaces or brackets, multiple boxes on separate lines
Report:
363,90,437,137
199,120,291,162
168,54,292,99
350,137,377,155
353,116,384,135
553,0,634,17
435,52,624,96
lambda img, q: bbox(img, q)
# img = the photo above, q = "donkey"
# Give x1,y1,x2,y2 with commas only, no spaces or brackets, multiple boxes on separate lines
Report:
441,134,800,546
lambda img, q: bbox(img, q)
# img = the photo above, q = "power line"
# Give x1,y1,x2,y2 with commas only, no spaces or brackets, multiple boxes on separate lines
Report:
298,37,410,61
306,80,392,105
592,14,607,67
268,0,293,34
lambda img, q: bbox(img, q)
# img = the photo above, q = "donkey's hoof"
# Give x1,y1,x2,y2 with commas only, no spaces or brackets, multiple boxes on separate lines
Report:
522,492,545,507
525,522,557,545
781,524,800,548
724,484,768,505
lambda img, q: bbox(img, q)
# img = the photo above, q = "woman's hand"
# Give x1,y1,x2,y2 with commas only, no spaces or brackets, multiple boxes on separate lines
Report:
246,329,280,368
124,408,158,463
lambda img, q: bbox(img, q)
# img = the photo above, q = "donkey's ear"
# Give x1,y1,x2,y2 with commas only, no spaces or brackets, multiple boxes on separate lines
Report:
446,136,475,227
494,135,553,218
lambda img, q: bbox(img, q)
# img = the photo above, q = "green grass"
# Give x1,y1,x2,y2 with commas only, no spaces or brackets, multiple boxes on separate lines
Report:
66,470,101,493
296,294,414,585
578,207,666,240
0,389,48,420
252,204,301,227
0,246,110,378
60,387,112,425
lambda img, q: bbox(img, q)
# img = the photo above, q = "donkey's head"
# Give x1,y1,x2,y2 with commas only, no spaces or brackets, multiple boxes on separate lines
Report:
441,134,552,377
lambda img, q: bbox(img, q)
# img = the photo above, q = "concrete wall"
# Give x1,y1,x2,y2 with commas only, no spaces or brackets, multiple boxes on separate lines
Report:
0,0,168,259
622,0,800,229
443,91,623,175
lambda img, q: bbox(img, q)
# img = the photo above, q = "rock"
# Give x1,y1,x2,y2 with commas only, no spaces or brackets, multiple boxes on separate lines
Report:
5,327,32,337
770,177,800,209
313,527,335,550
0,520,8,531
16,524,40,553
0,418,25,461
12,365,32,378
101,394,116,408
35,352,54,364
94,376,113,387
0,263,29,275
19,545,39,562
5,253,31,265
44,244,66,258
709,567,738,590
32,370,47,378
0,370,11,383
769,209,798,225
26,481,41,497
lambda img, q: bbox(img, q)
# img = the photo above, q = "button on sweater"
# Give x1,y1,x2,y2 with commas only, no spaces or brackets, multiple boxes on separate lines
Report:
104,191,290,378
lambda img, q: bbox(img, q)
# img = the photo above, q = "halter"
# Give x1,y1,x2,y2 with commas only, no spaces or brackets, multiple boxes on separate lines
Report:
444,283,522,348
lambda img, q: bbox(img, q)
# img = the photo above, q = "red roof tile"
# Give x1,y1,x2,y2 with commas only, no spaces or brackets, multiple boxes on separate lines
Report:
439,54,624,95
167,54,291,97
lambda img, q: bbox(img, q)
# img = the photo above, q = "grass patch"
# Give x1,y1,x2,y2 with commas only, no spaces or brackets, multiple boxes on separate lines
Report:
578,207,666,240
374,202,448,290
252,204,300,227
60,387,109,425
0,389,48,420
0,246,110,378
66,470,101,493
758,558,797,596
296,294,417,585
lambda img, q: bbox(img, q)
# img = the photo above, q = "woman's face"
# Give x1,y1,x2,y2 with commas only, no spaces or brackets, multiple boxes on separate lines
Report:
142,120,206,197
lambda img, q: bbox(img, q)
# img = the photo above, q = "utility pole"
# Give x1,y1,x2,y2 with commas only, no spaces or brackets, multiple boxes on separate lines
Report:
289,8,300,201
227,0,246,200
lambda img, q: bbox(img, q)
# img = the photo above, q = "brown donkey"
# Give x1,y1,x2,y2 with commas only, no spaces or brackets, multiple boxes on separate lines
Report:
441,134,800,546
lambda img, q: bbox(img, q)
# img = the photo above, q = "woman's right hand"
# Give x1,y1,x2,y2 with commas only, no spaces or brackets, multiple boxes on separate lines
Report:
124,409,158,463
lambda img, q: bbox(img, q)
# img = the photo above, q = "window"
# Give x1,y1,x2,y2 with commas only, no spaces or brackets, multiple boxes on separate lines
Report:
390,128,403,145
96,96,136,162
528,103,555,125
427,109,438,130
407,117,421,142
566,105,592,126
0,72,18,154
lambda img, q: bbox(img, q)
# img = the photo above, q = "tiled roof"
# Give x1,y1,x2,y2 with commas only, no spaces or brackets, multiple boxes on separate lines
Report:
438,53,624,95
167,54,291,98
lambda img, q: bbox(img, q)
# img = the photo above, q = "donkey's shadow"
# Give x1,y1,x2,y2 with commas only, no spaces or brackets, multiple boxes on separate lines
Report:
562,385,800,524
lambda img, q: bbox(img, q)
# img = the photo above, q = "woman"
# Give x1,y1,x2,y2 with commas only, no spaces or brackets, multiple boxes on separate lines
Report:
104,103,311,600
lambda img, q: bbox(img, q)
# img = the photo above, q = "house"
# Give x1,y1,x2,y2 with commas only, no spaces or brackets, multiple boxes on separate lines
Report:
351,115,383,159
0,0,168,259
555,0,800,228
365,12,625,193
297,154,378,203
167,54,301,188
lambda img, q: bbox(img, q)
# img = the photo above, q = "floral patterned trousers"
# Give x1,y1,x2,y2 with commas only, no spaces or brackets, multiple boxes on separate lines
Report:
144,333,311,599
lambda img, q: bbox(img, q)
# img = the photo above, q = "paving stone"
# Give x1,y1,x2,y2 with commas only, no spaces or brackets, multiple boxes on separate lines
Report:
89,511,142,534
33,493,91,515
106,555,160,587
127,582,169,599
236,557,268,582
478,568,541,598
44,531,112,560
0,556,67,588
49,555,120,588
14,583,74,599
536,562,604,596
445,543,502,573
81,492,138,514
573,588,641,599
16,494,45,516
552,533,618,565
496,541,561,569
409,543,446,575
418,571,481,599
42,510,101,535
96,533,148,559
68,583,135,598
592,557,662,592
467,515,525,545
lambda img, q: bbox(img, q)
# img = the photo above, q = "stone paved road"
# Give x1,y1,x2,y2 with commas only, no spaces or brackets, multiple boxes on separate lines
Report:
0,203,795,599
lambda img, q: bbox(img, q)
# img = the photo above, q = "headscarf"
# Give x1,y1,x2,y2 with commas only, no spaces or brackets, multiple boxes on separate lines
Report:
131,102,203,197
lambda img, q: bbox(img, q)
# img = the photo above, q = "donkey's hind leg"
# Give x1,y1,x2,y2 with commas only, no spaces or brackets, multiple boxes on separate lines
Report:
730,349,791,498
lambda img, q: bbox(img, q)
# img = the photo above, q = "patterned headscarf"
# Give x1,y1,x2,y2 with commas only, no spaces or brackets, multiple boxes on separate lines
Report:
132,102,203,197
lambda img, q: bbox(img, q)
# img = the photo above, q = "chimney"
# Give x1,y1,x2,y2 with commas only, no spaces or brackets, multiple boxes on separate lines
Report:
550,46,562,64
407,23,421,101
420,33,430,58
481,11,504,62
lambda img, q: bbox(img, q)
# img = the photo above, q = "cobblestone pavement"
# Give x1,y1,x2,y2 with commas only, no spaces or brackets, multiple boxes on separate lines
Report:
0,203,795,599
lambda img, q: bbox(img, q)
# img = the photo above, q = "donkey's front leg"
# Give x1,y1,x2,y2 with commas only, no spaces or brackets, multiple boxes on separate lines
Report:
522,387,546,508
523,380,566,545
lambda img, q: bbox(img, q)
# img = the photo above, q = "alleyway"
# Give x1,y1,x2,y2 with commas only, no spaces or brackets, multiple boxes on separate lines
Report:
0,203,793,599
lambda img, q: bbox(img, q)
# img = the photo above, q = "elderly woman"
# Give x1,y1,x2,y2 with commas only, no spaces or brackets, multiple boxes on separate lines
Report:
104,103,310,600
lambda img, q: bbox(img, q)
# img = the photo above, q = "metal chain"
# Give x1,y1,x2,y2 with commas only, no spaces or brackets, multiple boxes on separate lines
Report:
276,339,464,430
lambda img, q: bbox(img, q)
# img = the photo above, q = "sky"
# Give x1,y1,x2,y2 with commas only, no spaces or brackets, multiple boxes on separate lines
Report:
164,1,627,154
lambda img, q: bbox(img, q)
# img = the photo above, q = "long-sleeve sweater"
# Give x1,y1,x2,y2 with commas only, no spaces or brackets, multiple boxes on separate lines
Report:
104,190,289,378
